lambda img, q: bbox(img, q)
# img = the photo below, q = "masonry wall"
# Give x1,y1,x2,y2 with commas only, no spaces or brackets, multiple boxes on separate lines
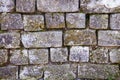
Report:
0,0,120,80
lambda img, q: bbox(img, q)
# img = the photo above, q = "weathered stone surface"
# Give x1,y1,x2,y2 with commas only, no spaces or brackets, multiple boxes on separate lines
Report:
98,31,120,46
45,13,65,28
109,49,120,63
70,46,89,62
10,49,28,65
66,13,86,28
0,32,20,48
23,15,44,31
110,14,120,29
64,30,96,46
90,15,108,29
0,66,18,80
16,0,35,13
78,64,120,79
22,31,62,48
90,47,109,63
1,13,23,30
37,0,79,12
50,48,68,62
0,0,14,12
29,49,48,64
20,66,43,80
81,0,120,13
0,49,8,65
44,64,76,80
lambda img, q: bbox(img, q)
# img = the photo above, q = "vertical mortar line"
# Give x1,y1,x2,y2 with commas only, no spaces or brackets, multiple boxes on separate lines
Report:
14,0,16,12
67,46,70,62
7,49,11,66
108,48,111,63
35,0,37,12
48,48,51,63
79,0,80,9
86,14,90,29
18,65,20,79
43,13,47,31
64,12,67,30
108,13,111,30
75,64,78,80
96,30,98,46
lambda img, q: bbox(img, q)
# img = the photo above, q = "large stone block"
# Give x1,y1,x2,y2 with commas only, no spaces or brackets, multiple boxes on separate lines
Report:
37,0,79,12
0,32,20,48
98,31,120,46
78,64,120,79
81,0,120,13
1,13,23,30
0,0,14,12
22,31,62,48
0,49,8,65
64,30,96,46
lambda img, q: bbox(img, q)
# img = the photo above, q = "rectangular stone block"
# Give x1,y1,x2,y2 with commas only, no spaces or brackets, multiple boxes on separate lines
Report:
22,31,62,48
0,32,20,48
23,15,44,31
0,49,8,65
78,64,120,79
37,0,79,12
0,0,14,12
1,13,23,30
64,30,97,46
16,0,35,13
0,66,18,80
81,0,120,13
98,31,120,46
70,46,89,62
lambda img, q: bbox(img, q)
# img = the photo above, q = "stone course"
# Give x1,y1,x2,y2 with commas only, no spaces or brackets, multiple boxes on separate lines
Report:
0,0,120,80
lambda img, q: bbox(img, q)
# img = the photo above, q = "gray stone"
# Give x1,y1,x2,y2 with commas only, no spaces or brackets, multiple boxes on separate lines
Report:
23,15,44,31
81,0,120,13
0,0,14,12
110,14,120,29
16,0,35,13
0,49,8,65
45,13,65,28
50,48,68,62
29,49,48,64
22,31,62,48
90,47,109,63
70,46,89,62
78,64,120,79
0,66,18,80
44,64,76,80
64,30,97,46
66,13,86,28
90,15,108,29
20,66,43,80
0,32,20,48
109,49,120,63
37,0,79,12
1,13,23,30
98,31,120,46
10,49,29,65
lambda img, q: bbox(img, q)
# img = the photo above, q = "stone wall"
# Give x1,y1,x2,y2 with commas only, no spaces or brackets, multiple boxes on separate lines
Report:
0,0,120,80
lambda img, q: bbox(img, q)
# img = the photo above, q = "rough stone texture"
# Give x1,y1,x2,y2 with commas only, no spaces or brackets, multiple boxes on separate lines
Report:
64,30,97,46
10,49,28,65
109,49,120,63
22,31,62,48
90,47,109,63
110,14,120,29
78,64,120,79
1,13,23,30
23,15,44,31
70,46,89,62
90,15,108,29
81,0,120,13
44,64,76,80
66,13,86,28
50,48,68,62
29,49,48,64
20,66,43,80
45,13,65,28
0,0,14,12
16,0,35,13
98,31,120,46
37,0,79,12
0,49,8,65
0,66,18,80
0,32,20,48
